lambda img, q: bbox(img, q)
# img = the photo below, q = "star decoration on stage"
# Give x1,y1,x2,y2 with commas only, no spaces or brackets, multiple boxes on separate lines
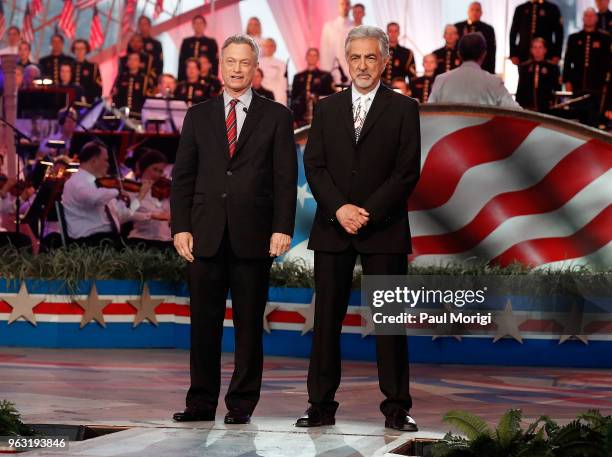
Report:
559,302,588,345
357,306,375,338
75,283,112,328
263,302,279,334
493,299,523,343
296,292,316,335
4,282,44,326
128,283,164,327
297,183,313,208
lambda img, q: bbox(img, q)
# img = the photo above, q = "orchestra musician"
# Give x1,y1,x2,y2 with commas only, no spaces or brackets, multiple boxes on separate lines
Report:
127,149,172,249
198,55,223,98
62,141,152,248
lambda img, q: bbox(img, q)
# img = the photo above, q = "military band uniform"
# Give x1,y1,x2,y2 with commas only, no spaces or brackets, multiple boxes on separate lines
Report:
516,59,560,112
410,75,436,104
290,68,335,126
178,36,219,82
74,60,103,104
509,0,564,63
455,19,496,73
383,45,417,85
39,54,75,85
432,46,461,76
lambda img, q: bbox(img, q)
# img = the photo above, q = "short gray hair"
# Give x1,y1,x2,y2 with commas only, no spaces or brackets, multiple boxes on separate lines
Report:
345,25,390,59
221,34,259,63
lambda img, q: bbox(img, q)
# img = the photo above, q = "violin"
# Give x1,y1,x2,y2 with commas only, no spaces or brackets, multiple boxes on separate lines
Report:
95,176,171,200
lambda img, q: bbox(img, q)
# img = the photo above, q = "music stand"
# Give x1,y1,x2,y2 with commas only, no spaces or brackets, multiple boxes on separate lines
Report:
141,98,188,134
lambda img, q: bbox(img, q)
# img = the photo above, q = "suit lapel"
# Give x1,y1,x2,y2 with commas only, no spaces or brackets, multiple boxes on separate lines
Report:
339,88,356,145
210,95,230,162
233,91,265,157
357,84,392,144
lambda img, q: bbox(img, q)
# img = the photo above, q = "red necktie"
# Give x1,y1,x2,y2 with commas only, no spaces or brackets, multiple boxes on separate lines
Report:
226,99,239,157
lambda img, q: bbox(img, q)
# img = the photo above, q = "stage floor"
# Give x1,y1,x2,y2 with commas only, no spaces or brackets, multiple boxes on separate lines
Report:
1,348,611,456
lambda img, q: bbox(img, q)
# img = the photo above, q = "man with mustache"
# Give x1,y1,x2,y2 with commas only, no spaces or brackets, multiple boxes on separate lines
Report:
297,25,421,432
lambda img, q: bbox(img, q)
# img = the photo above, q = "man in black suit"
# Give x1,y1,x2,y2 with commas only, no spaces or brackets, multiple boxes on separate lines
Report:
455,2,496,73
596,0,612,32
297,25,420,432
171,35,297,425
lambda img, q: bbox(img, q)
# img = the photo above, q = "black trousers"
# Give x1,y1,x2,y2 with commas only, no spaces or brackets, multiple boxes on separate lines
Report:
186,230,272,414
307,249,412,416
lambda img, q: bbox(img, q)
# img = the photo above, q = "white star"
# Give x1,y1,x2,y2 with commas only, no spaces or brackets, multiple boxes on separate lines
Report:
493,299,523,344
297,183,313,208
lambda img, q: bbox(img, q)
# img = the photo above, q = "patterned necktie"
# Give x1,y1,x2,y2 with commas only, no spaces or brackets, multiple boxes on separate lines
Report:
226,98,239,157
353,96,367,141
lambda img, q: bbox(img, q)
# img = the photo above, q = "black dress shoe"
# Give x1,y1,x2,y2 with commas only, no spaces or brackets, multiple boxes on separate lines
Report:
384,410,418,432
224,411,251,425
173,408,215,422
295,408,335,427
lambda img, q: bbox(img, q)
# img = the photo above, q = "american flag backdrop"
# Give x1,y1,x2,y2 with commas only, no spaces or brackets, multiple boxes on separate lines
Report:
58,0,76,39
23,4,34,43
408,109,611,268
286,107,612,270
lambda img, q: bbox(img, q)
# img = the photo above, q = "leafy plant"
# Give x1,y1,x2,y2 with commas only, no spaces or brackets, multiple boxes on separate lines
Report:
431,409,612,457
0,400,36,437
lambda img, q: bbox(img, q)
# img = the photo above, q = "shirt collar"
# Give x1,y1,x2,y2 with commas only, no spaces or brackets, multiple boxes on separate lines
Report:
223,87,253,109
351,80,381,104
79,168,97,183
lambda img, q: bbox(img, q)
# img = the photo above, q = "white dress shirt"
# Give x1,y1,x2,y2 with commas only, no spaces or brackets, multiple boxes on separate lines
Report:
259,56,288,105
320,16,353,84
129,190,171,242
223,88,253,139
351,81,381,118
62,169,141,239
428,61,519,108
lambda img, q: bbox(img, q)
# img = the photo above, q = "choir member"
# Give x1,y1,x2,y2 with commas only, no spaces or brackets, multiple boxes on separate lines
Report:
177,15,219,81
39,34,75,85
433,25,461,76
259,38,287,105
72,39,103,104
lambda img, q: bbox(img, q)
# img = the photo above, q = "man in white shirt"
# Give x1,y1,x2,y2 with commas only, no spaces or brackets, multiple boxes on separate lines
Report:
320,0,353,85
0,27,21,56
259,38,287,105
428,33,519,108
62,141,151,247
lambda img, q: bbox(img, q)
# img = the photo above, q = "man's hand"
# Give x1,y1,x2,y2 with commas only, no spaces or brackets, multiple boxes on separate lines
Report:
269,233,291,257
510,57,520,66
550,56,560,65
174,232,194,262
564,82,573,94
336,204,369,235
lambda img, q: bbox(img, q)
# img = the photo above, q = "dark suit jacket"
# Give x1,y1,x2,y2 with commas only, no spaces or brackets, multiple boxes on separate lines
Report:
304,84,420,254
170,91,297,258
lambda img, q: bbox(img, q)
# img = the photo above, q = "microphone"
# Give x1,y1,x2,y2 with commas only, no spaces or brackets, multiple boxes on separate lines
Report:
243,107,249,114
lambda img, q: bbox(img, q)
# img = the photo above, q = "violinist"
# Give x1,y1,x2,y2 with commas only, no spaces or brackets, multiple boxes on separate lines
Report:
62,141,151,248
127,149,172,249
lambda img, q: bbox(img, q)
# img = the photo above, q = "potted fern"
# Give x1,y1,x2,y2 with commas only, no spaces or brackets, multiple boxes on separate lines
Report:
431,409,612,457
